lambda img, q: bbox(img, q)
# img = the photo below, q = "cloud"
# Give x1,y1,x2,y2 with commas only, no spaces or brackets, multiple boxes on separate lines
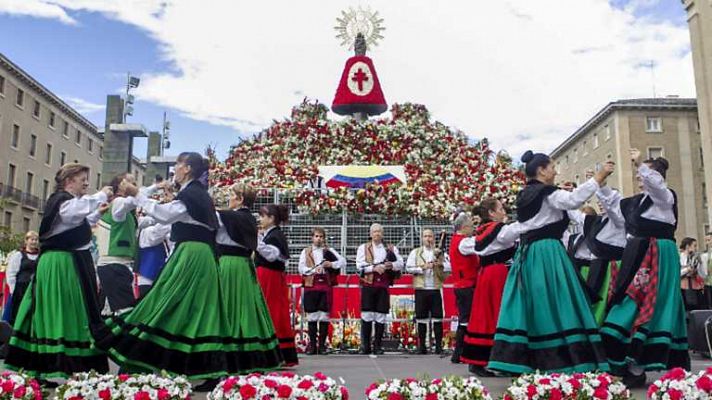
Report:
0,0,76,24
63,96,105,114
0,0,695,159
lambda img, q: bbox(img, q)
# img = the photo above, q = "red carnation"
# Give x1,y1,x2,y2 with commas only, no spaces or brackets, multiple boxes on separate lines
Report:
13,386,26,399
567,378,581,390
264,379,278,389
134,391,150,400
387,393,403,400
68,397,83,400
340,386,349,400
425,393,438,400
699,375,712,392
118,374,130,382
98,389,111,400
239,384,257,399
663,368,687,381
538,378,551,385
314,372,327,381
647,385,658,398
526,385,537,398
157,389,170,400
297,397,307,400
549,388,562,400
365,383,378,395
593,386,608,399
668,388,683,400
2,381,15,393
277,385,292,398
297,380,313,390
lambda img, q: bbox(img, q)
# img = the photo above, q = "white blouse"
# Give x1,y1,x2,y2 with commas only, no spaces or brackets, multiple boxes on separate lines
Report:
298,245,347,275
45,191,108,250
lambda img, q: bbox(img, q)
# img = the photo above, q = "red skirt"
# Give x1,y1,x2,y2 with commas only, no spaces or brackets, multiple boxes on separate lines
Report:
256,267,298,366
461,263,508,366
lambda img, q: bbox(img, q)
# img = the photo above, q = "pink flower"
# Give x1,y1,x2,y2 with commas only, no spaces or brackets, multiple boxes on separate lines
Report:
318,383,329,392
222,378,237,392
297,397,307,400
597,375,610,387
340,386,349,400
549,388,562,400
239,385,256,399
98,389,111,400
365,383,378,395
387,394,403,400
593,386,608,399
297,380,313,390
264,379,278,389
13,386,26,399
281,372,296,378
157,389,170,400
647,385,659,398
277,385,292,398
118,374,130,382
314,372,327,381
431,379,442,385
134,391,150,400
699,375,712,392
2,381,15,394
567,378,581,390
68,397,83,400
668,388,683,400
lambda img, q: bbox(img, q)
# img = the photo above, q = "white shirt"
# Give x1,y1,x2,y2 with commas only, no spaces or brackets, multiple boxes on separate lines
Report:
45,191,108,250
138,219,172,249
298,245,346,275
567,211,595,261
356,242,404,273
681,252,707,279
518,178,600,236
406,246,452,289
137,181,212,230
256,226,289,267
5,251,38,292
637,163,676,225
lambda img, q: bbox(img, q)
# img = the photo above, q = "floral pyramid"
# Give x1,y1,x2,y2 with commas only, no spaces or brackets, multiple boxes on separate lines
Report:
210,100,525,219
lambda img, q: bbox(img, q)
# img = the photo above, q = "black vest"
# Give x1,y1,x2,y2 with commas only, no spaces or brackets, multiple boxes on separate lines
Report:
16,252,38,284
584,217,625,261
566,214,597,261
217,208,257,257
516,180,570,244
255,226,289,271
620,191,678,240
171,181,218,246
39,191,92,251
476,222,517,267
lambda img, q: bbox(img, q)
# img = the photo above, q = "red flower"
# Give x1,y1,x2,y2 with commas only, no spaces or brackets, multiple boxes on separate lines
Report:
526,385,537,398
698,375,712,392
297,397,307,400
277,385,292,398
365,383,378,395
239,385,257,399
297,380,313,390
668,388,683,400
13,386,26,399
549,388,562,400
340,386,349,400
281,372,296,378
662,368,686,381
157,389,170,400
98,389,111,400
118,374,130,382
222,378,237,392
318,383,329,392
2,381,15,394
538,378,551,385
593,386,609,399
647,385,658,398
134,391,150,400
425,393,438,400
314,372,327,381
567,378,581,390
264,379,278,389
68,397,83,400
387,394,403,400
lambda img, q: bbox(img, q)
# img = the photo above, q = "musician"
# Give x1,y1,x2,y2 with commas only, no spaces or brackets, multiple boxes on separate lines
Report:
298,227,346,355
356,223,404,355
406,229,451,354
448,212,478,363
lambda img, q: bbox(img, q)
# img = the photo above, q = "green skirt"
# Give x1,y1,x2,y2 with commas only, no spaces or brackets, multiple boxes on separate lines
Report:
5,250,109,378
580,262,613,326
98,242,234,379
600,239,689,373
218,255,282,372
487,239,609,374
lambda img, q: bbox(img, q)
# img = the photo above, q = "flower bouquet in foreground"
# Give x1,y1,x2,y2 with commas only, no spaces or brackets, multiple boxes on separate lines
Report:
365,376,491,400
54,371,192,400
647,367,712,399
0,371,44,400
208,372,348,400
503,371,631,400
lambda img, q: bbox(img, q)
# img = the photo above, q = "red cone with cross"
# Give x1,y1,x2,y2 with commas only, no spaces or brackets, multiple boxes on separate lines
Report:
331,33,387,117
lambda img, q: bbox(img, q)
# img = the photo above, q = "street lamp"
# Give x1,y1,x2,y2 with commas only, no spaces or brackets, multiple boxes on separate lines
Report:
123,73,140,122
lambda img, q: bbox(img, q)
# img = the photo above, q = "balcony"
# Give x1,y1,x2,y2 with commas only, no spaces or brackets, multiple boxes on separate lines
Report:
2,185,23,204
21,192,42,210
0,184,44,213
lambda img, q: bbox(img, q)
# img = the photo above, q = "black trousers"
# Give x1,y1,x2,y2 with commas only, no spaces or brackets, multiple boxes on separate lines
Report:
97,263,136,312
415,289,443,320
454,287,474,325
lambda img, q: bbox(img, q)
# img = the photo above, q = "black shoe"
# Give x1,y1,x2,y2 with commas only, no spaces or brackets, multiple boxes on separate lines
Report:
194,379,220,392
450,326,466,363
622,372,646,388
306,343,317,355
373,347,385,355
373,322,385,355
434,345,442,355
418,346,427,355
38,379,59,389
360,320,372,355
318,322,329,355
468,364,495,377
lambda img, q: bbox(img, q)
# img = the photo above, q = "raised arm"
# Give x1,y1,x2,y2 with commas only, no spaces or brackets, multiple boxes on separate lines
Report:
547,178,599,210
638,163,674,205
596,186,625,227
58,190,108,225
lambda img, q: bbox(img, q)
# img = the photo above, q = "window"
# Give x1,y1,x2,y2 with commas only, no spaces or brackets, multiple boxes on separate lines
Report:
62,121,69,138
22,217,31,233
25,172,33,195
7,164,16,187
646,116,662,133
595,162,602,172
49,112,55,128
15,88,24,107
704,182,709,209
42,179,49,201
565,155,569,165
60,151,66,166
701,147,705,168
88,138,93,153
96,173,101,190
75,129,81,145
648,147,664,159
3,212,11,227
573,148,578,163
45,143,52,165
583,140,588,155
11,124,19,148
99,146,103,159
593,132,599,148
0,74,5,95
605,124,612,140
32,100,40,118
29,134,37,157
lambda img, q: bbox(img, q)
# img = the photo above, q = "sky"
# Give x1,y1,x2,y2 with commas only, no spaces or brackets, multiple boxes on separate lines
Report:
0,0,695,161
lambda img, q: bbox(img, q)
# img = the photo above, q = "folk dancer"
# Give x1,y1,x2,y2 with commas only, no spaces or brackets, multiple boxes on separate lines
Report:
298,227,346,355
448,213,479,363
406,229,451,355
356,223,404,355
4,231,39,325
